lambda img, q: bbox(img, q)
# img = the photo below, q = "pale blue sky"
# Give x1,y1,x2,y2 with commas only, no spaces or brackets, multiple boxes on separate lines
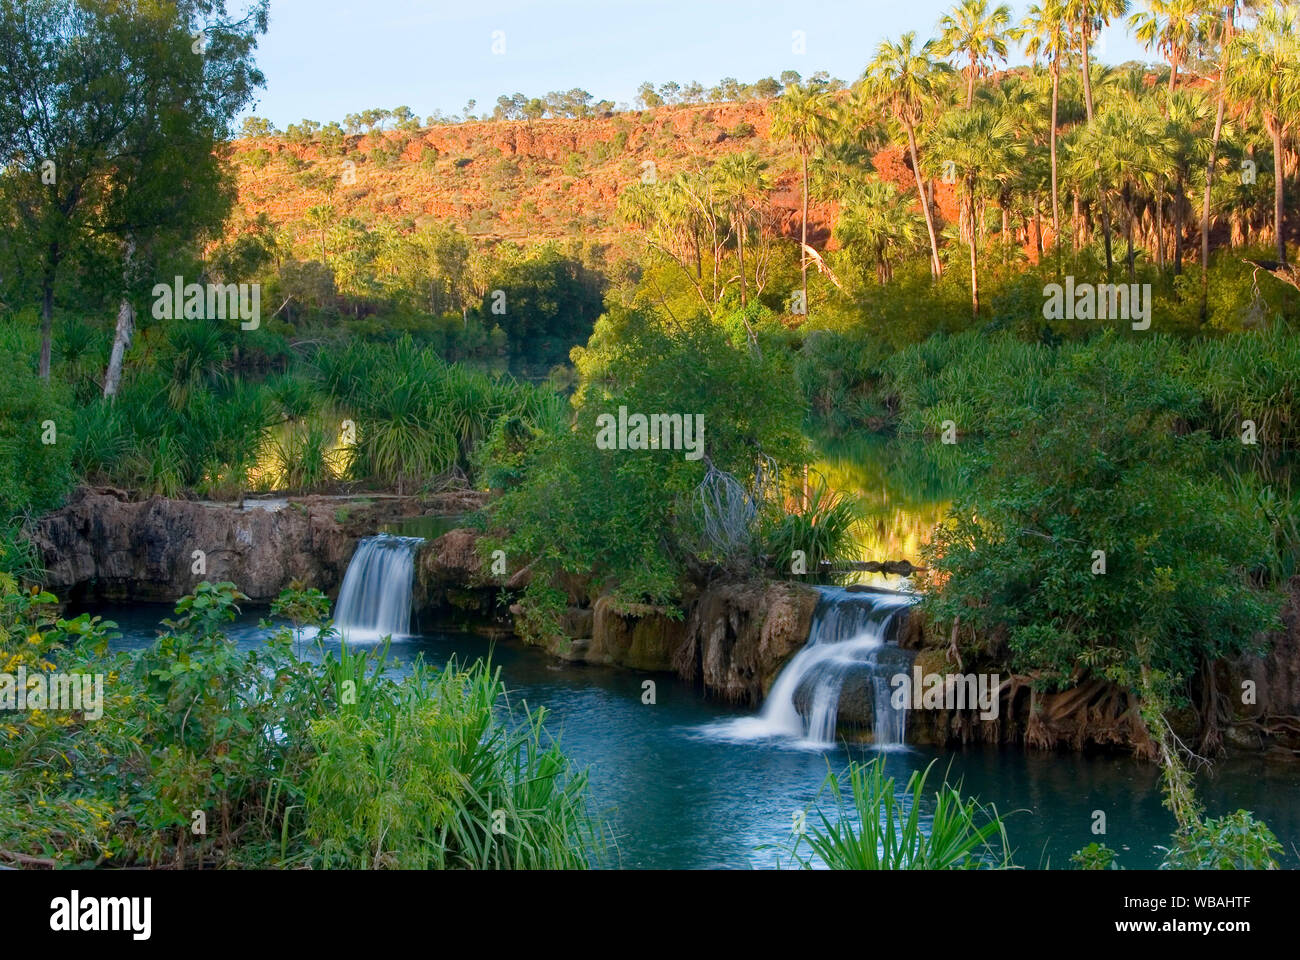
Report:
246,0,1149,127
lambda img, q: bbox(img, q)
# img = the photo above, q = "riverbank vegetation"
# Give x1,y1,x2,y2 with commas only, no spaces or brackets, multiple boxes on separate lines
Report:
0,578,600,868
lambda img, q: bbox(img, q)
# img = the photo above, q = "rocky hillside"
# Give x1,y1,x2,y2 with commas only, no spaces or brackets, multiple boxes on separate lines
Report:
227,100,959,259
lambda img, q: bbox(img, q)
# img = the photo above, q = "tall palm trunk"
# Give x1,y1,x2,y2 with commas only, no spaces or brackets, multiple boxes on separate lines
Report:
1080,24,1096,120
906,120,943,277
1050,61,1061,250
737,208,747,307
967,189,979,320
1080,22,1114,273
1173,174,1184,274
1124,186,1137,282
1156,189,1166,272
1201,7,1233,320
1271,122,1289,266
800,147,809,311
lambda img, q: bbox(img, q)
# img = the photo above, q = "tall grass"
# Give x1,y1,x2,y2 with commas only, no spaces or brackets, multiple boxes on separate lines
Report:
776,758,1013,870
268,421,339,492
296,649,601,869
762,478,861,580
314,337,567,492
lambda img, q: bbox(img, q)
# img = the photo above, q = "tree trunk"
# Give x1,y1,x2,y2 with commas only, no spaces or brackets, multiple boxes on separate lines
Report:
1050,62,1061,248
1081,25,1095,121
906,120,942,278
738,212,747,307
39,276,54,380
800,148,809,312
104,235,137,399
1126,190,1137,283
1173,174,1184,274
1156,190,1165,272
1273,124,1288,266
968,193,979,320
1202,8,1232,320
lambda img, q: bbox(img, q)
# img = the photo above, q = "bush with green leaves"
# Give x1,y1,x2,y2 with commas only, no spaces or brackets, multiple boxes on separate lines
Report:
922,332,1281,702
313,336,560,493
484,306,809,639
0,325,75,523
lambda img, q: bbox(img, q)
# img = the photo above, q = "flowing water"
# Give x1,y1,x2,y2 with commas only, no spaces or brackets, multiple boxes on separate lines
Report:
333,534,423,642
96,601,1300,869
702,587,917,748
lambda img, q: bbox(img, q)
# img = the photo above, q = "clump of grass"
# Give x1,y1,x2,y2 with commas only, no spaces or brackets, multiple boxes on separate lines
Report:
773,758,1013,870
270,421,338,492
762,478,861,580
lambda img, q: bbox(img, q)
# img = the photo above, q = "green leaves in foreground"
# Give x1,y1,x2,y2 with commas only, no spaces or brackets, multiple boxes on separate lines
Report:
775,758,1013,870
0,580,602,869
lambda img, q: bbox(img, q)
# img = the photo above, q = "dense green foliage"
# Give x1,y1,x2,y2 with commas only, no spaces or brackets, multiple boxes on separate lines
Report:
483,306,813,638
0,579,599,868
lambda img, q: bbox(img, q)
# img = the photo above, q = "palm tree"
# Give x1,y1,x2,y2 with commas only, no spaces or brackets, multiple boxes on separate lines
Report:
929,106,1024,318
715,151,772,306
835,179,925,282
936,0,1015,108
771,83,836,315
1164,90,1213,273
1020,0,1074,247
1065,0,1132,121
1225,3,1300,267
1201,3,1262,311
1130,0,1210,96
305,204,335,264
1071,101,1174,280
864,33,953,278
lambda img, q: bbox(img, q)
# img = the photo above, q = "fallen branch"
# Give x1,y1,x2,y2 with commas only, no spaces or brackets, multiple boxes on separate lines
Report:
0,849,57,868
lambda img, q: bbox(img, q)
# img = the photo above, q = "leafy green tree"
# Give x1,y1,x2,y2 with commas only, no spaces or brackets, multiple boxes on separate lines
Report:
834,179,924,283
923,333,1279,709
1020,0,1075,246
1065,0,1132,120
714,151,772,306
928,106,1024,316
0,0,267,384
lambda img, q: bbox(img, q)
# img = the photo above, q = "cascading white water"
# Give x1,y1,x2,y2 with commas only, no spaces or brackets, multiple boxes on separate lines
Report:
703,586,917,748
333,534,424,642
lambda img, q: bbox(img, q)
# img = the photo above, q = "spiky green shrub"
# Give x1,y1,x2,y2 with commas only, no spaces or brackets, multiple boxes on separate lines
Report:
775,759,1012,870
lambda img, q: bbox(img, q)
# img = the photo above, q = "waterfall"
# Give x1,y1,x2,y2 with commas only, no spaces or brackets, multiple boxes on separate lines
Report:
333,535,424,642
702,586,917,748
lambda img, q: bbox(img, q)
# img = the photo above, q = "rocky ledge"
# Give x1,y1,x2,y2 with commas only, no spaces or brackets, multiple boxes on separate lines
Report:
32,486,484,603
